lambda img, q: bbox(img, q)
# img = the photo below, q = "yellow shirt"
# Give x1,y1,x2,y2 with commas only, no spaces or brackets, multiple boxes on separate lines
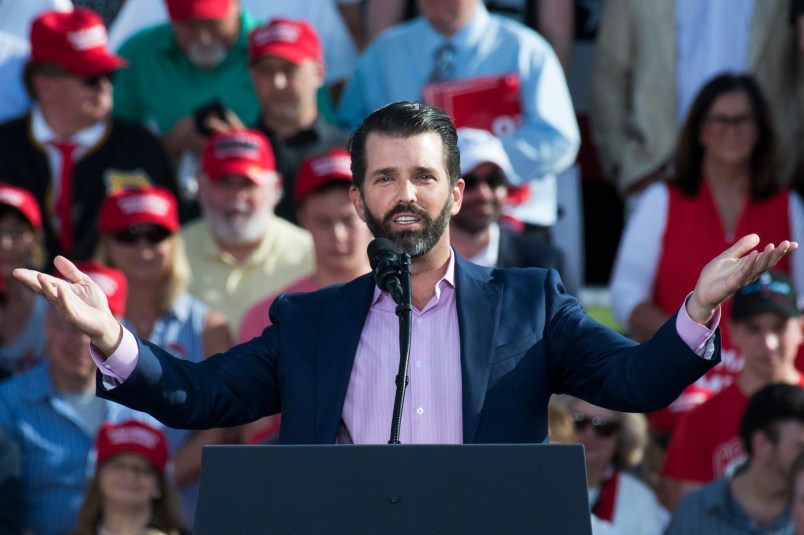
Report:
182,216,315,330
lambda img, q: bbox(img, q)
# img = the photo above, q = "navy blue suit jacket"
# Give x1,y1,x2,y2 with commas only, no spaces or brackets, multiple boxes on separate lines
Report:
98,255,719,444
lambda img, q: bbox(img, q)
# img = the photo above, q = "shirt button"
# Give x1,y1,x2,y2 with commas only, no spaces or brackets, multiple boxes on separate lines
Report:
104,364,111,369
416,407,424,415
416,317,423,324
416,360,422,368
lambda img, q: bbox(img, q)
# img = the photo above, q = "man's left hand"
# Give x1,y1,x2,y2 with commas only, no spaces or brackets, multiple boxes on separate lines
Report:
686,234,798,326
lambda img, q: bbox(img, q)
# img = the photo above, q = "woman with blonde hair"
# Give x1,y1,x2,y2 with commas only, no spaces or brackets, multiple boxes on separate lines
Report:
96,186,234,523
556,395,668,534
71,420,187,535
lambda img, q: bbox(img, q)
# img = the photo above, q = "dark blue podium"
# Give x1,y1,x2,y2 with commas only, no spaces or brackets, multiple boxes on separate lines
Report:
195,443,592,534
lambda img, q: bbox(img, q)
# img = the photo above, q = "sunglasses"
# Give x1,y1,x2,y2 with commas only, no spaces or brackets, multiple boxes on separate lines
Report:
113,226,172,245
571,413,621,438
42,65,111,88
80,74,110,88
463,170,506,190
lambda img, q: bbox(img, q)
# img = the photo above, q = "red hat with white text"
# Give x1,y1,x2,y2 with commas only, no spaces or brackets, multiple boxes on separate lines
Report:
30,8,128,77
99,187,179,234
202,129,276,185
295,148,352,203
248,18,323,64
96,420,169,473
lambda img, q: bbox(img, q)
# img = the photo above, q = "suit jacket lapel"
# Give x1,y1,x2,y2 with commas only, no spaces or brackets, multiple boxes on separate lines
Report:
314,273,375,442
455,255,502,443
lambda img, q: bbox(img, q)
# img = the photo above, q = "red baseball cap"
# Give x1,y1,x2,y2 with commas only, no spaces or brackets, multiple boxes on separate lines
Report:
30,8,127,77
0,183,42,231
248,18,322,64
99,187,179,235
70,260,127,317
295,148,352,203
96,420,169,473
166,0,234,21
202,129,276,184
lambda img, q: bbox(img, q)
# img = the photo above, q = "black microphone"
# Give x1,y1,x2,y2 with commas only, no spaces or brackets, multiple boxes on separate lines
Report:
367,238,405,305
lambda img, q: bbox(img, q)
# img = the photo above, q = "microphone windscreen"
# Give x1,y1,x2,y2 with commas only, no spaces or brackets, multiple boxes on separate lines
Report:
367,238,398,269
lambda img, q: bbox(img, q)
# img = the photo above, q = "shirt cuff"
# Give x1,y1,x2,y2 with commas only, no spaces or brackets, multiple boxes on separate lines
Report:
89,326,140,385
676,295,721,359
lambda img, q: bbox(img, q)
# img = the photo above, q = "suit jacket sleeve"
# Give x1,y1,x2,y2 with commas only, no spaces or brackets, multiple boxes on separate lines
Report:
97,302,284,430
540,270,719,412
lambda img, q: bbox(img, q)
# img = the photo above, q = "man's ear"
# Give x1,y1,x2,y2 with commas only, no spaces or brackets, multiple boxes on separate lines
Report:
451,178,465,216
349,185,366,222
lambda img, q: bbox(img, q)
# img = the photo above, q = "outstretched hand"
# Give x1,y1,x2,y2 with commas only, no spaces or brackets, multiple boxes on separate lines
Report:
686,234,798,325
13,256,123,353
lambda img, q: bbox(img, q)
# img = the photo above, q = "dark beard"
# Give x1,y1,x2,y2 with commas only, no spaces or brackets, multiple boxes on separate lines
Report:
363,196,452,257
451,199,502,235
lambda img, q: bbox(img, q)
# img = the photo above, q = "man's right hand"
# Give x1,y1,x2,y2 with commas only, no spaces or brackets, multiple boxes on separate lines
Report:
161,115,209,157
13,256,123,355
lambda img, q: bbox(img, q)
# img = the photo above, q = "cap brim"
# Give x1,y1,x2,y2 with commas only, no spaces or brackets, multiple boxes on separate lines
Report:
209,162,274,185
251,44,313,65
103,214,178,235
67,51,129,77
732,302,802,322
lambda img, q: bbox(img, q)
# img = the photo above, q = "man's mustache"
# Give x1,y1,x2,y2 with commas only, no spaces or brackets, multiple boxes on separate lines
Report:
382,203,432,225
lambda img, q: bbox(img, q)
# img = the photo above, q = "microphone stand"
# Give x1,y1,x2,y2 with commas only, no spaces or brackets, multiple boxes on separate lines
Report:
388,252,412,445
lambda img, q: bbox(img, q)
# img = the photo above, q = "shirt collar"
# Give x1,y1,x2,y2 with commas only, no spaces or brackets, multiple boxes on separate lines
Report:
31,105,108,149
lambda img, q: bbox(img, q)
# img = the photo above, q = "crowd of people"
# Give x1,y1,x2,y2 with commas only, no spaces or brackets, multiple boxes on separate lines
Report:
0,0,802,534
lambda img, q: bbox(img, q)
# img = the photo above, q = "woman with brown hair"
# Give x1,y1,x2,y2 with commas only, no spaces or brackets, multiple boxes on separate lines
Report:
71,420,187,535
610,73,804,438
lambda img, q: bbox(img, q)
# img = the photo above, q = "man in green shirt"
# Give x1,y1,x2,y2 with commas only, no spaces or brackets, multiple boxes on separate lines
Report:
112,0,261,161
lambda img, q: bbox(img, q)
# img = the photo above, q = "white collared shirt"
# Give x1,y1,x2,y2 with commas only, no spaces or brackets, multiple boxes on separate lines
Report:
30,106,108,202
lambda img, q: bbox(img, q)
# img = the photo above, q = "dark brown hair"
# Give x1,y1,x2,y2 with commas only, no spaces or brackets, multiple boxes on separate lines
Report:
348,101,461,190
671,73,779,199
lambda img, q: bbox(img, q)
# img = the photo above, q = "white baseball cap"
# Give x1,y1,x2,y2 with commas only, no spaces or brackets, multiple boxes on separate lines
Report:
456,127,520,183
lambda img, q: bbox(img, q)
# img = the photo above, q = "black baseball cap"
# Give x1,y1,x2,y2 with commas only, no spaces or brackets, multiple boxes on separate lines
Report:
731,271,801,322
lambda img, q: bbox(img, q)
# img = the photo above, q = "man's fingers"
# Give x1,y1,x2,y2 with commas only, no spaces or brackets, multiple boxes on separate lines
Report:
38,272,62,301
720,234,760,260
224,110,245,129
53,255,90,284
12,268,45,293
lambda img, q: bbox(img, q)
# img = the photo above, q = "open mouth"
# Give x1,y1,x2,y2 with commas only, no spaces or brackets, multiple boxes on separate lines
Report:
393,215,420,226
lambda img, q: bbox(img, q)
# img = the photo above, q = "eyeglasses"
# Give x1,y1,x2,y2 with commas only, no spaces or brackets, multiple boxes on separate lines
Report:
571,412,621,438
704,114,756,132
112,226,172,245
463,170,506,190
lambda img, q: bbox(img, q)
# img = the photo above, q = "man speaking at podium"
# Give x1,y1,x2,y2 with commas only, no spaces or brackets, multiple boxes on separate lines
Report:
14,102,797,445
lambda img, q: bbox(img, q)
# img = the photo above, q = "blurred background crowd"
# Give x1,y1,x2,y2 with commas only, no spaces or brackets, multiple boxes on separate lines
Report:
1,0,804,533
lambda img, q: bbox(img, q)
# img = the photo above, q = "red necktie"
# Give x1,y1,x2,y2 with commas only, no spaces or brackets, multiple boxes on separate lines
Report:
591,470,620,522
51,141,77,255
